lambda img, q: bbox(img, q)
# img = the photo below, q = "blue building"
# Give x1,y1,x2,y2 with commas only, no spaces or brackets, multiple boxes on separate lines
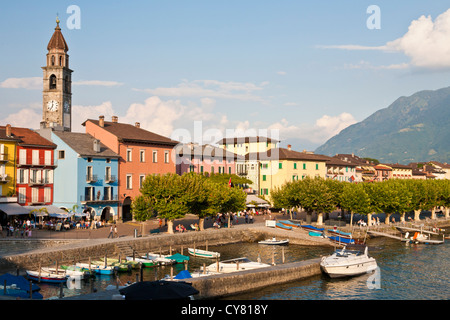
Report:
51,131,120,222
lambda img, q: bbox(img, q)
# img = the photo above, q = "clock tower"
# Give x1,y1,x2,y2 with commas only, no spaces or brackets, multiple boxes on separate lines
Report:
42,17,73,131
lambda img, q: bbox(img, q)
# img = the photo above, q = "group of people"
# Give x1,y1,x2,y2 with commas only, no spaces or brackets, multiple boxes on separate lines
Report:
0,219,33,238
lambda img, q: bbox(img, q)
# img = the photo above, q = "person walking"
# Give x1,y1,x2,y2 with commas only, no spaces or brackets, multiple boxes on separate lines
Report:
113,225,118,238
108,225,114,238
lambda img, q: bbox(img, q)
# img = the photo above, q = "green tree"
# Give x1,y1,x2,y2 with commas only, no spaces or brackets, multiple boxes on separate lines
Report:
340,182,372,227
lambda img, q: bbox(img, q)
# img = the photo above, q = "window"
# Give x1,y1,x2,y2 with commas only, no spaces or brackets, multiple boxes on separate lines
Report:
316,163,319,170
44,188,51,203
140,150,145,162
279,162,282,169
303,163,306,170
211,166,214,174
19,149,27,165
126,174,132,189
152,150,158,163
164,151,169,163
87,166,93,180
31,188,39,203
126,149,132,162
49,74,57,90
262,175,266,181
190,165,194,172
294,163,297,169
32,150,39,165
104,186,112,200
228,167,231,174
18,188,26,204
139,175,145,188
85,187,94,201
58,150,65,159
45,151,51,165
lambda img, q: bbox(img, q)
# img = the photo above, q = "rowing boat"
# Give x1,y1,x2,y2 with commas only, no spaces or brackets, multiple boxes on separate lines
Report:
276,222,292,230
125,256,159,268
187,248,220,258
258,238,289,245
26,270,68,284
278,220,300,228
300,225,324,232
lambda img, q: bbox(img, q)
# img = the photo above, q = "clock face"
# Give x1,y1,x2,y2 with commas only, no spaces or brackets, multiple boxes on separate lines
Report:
64,101,70,112
47,100,59,112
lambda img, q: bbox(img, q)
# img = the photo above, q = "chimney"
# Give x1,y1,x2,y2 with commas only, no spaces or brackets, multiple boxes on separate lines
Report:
6,124,11,137
135,122,140,128
287,144,291,151
112,116,118,123
99,115,105,128
93,139,101,153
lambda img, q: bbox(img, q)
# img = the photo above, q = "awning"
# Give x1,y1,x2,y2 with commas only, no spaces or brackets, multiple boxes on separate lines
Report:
246,194,270,207
0,203,34,216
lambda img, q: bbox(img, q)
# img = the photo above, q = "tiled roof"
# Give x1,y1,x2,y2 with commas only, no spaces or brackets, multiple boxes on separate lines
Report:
216,136,279,145
53,132,120,158
84,119,179,146
47,20,69,51
245,148,330,162
0,126,56,148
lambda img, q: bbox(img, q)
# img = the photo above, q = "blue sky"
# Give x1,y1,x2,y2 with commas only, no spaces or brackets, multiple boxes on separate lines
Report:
1,1,450,150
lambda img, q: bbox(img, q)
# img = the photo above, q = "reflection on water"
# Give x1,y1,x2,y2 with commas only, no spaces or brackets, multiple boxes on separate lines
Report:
16,237,450,300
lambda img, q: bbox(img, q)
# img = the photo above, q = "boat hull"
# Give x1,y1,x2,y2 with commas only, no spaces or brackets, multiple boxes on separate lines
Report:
188,248,220,258
258,239,289,245
26,271,68,284
276,222,292,230
320,260,378,278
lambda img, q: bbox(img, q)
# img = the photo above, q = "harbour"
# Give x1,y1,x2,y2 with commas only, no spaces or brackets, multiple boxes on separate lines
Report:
1,214,449,300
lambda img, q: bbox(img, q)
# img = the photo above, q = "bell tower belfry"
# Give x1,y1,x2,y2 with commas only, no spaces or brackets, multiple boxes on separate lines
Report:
42,17,73,131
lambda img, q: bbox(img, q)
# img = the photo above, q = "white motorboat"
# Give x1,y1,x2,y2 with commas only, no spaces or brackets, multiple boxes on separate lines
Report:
188,248,221,258
258,237,289,245
320,244,377,278
142,253,175,265
203,257,271,273
41,267,85,280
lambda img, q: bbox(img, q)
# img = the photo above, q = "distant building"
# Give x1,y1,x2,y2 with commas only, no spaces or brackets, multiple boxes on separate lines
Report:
175,143,241,175
83,116,178,221
51,131,120,222
0,125,21,202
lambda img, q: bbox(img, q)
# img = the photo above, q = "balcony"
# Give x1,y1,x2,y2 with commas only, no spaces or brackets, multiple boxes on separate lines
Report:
0,174,11,184
0,154,10,163
80,194,119,204
86,174,98,183
28,179,51,186
17,160,57,168
105,175,116,184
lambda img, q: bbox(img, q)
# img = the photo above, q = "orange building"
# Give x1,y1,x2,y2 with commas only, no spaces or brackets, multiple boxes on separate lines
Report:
83,116,178,221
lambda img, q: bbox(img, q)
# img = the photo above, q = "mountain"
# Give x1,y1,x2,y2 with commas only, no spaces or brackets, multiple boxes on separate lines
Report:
315,86,450,164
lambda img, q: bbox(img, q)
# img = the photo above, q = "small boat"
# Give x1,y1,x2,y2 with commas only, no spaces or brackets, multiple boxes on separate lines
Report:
125,256,159,268
142,253,176,265
41,267,85,280
276,222,292,230
167,253,190,264
60,265,95,278
188,248,220,258
404,231,445,245
327,229,352,239
203,257,271,273
328,235,355,245
258,237,289,245
26,269,68,284
278,220,300,228
320,244,377,278
92,259,132,272
75,263,115,275
308,231,326,238
0,273,43,299
300,225,324,232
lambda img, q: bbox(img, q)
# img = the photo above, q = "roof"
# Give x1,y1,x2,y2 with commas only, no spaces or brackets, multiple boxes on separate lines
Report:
0,128,21,143
47,19,69,51
216,136,279,145
0,126,56,148
53,132,120,158
382,163,413,170
174,143,243,160
245,148,330,162
322,155,357,167
84,119,179,146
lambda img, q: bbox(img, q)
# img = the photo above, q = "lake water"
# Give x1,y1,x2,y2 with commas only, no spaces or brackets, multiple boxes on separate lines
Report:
32,235,449,300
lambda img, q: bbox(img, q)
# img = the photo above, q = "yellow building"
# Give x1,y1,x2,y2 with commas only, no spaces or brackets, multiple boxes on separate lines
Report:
217,136,278,157
250,147,329,197
0,125,20,199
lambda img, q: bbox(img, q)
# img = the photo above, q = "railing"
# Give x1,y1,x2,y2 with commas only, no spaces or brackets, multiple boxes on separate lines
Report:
80,194,119,202
86,174,98,183
105,175,116,183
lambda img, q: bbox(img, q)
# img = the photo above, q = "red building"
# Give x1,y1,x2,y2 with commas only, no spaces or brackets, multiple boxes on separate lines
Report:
83,116,178,221
8,127,57,206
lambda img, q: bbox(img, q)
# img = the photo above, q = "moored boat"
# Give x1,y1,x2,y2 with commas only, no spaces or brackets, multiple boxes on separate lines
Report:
328,235,355,245
320,244,377,278
203,257,271,273
75,262,115,275
278,220,300,228
26,269,68,284
258,237,289,245
308,231,326,238
125,256,159,268
187,248,220,258
276,222,292,230
167,253,190,263
142,253,176,265
327,229,352,239
300,225,324,232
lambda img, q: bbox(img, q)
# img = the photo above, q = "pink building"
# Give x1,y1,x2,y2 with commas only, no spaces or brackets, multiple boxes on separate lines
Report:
175,143,241,175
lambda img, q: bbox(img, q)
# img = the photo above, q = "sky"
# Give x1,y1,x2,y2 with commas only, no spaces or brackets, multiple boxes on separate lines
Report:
1,0,450,151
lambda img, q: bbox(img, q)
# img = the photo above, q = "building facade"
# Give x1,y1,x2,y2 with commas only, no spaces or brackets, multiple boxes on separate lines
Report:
51,131,120,222
83,116,178,221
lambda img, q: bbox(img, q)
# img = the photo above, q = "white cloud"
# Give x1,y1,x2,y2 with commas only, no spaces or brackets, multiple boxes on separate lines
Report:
0,77,41,90
72,101,116,132
319,8,450,69
73,80,124,87
0,108,42,128
268,112,357,145
344,60,409,70
133,79,266,102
